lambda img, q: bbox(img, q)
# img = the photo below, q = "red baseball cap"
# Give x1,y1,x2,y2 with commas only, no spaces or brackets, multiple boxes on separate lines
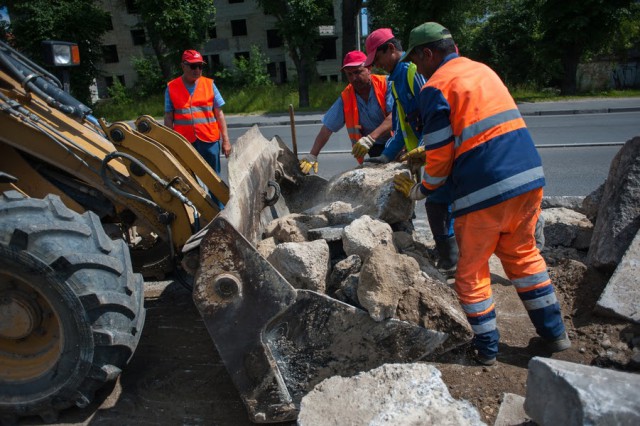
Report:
364,28,394,67
182,49,206,64
341,50,367,69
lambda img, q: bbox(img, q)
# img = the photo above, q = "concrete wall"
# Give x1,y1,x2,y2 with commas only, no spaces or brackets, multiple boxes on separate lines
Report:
577,60,640,92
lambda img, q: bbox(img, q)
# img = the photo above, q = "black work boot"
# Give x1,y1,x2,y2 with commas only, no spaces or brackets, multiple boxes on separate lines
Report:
435,236,459,277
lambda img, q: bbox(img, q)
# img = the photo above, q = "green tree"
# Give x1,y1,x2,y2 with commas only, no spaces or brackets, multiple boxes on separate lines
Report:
256,0,334,107
365,0,490,48
134,0,215,80
4,0,110,103
465,0,558,88
529,0,635,94
232,45,273,88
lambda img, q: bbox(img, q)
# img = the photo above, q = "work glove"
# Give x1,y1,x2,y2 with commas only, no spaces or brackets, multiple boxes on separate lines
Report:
364,154,391,164
394,173,426,200
299,154,319,175
400,146,426,164
352,135,375,158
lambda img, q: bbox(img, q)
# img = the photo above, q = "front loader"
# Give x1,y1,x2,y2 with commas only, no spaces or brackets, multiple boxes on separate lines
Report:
0,40,446,424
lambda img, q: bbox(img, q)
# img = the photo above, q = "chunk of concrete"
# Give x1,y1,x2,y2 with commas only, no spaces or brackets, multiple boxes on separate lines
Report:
582,183,604,223
587,137,640,271
327,254,361,295
494,393,531,426
321,163,415,225
267,239,330,293
397,274,473,353
596,229,640,324
343,215,395,261
305,200,359,226
358,247,420,321
542,208,593,249
525,357,640,426
542,195,586,213
298,363,486,426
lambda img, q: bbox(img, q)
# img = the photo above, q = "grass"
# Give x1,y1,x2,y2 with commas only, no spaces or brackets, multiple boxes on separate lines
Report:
92,82,640,122
93,81,345,122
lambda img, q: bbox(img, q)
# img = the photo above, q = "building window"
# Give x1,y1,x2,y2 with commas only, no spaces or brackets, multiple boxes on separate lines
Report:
231,19,247,36
229,0,244,3
208,26,217,39
207,54,222,71
234,51,250,62
102,45,119,63
105,75,125,88
125,0,138,14
105,14,113,31
266,29,283,48
131,29,146,45
316,38,337,61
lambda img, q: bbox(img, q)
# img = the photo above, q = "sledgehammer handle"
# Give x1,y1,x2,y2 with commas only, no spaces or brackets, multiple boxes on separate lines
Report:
289,104,298,158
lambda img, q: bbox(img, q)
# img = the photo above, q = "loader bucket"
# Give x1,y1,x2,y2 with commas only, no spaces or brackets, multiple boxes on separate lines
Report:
189,127,448,423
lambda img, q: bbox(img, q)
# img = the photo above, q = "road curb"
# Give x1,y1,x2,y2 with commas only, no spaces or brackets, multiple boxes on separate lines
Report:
520,107,640,116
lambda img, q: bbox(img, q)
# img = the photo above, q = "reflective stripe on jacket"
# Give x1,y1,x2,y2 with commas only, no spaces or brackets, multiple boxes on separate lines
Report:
341,74,388,147
167,76,220,143
391,62,419,152
420,56,544,217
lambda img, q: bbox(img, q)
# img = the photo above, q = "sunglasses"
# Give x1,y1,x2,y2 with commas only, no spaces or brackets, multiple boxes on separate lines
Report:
184,62,204,70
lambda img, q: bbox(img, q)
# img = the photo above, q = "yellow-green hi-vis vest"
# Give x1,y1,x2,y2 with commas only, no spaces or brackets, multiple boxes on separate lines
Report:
391,62,419,151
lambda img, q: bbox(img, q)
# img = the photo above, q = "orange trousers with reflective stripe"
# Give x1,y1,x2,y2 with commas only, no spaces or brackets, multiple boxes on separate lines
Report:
453,188,547,306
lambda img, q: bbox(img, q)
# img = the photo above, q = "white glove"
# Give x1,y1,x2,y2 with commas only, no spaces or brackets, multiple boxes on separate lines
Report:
299,154,318,174
352,135,375,158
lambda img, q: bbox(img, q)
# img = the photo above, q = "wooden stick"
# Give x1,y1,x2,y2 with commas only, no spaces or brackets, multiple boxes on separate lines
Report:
289,104,298,158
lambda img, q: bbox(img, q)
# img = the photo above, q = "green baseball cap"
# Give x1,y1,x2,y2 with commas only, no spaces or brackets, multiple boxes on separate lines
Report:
399,22,452,62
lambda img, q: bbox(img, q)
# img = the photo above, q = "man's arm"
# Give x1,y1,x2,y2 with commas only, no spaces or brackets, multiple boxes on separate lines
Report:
309,125,334,156
164,112,174,128
366,113,392,141
214,107,231,157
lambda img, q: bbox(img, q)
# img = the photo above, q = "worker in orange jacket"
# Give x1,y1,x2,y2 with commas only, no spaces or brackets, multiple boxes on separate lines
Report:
395,22,570,365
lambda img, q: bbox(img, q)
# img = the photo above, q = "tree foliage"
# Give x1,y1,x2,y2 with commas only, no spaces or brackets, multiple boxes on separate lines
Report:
3,0,110,103
256,0,334,107
134,0,215,80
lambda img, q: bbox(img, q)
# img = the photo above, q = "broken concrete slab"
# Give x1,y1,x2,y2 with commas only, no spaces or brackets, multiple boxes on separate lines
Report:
525,357,640,426
298,363,486,426
358,246,420,322
343,215,395,261
397,273,473,353
327,254,361,295
542,208,593,250
320,163,415,225
587,137,640,272
596,229,640,324
267,239,330,293
542,195,586,213
582,183,604,223
494,393,531,426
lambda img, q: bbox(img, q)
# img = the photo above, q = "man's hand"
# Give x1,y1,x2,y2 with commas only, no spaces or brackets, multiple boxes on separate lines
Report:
400,146,426,163
393,173,426,200
352,135,375,158
364,154,390,164
299,154,319,175
221,139,232,157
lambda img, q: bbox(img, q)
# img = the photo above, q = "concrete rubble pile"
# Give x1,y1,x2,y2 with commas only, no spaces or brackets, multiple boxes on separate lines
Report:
265,137,640,425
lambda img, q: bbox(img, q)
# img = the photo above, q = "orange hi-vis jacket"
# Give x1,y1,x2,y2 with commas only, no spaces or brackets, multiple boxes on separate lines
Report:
341,74,388,164
167,76,220,143
418,55,544,217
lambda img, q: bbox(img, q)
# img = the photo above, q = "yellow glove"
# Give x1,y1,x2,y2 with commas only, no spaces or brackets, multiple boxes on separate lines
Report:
400,146,426,163
352,135,375,158
393,173,427,200
299,154,319,175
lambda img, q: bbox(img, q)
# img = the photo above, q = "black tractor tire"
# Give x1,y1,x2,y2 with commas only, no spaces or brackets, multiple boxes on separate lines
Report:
0,191,145,424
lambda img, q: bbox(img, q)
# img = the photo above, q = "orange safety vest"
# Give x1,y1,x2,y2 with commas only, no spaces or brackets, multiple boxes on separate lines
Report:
422,56,543,216
167,76,220,143
341,74,388,164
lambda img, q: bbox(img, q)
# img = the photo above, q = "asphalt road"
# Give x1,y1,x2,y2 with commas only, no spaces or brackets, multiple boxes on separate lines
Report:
226,110,640,196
